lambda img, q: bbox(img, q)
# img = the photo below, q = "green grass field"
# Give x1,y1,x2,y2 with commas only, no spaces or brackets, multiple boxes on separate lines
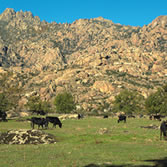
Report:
0,116,166,167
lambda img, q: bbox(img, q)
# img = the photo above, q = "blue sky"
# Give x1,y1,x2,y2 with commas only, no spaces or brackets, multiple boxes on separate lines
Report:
0,0,167,27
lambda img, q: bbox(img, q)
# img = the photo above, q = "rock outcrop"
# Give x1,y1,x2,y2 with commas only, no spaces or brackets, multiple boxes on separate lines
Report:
0,8,166,112
0,129,57,144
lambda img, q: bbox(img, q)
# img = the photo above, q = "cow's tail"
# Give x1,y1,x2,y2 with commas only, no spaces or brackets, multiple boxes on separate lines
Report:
31,121,34,129
163,131,167,139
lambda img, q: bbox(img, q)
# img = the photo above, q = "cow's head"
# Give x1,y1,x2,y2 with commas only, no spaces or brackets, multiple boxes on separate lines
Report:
59,122,62,128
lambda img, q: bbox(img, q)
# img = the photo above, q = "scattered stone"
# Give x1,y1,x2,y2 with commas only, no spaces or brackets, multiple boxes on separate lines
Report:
6,110,19,119
98,128,110,135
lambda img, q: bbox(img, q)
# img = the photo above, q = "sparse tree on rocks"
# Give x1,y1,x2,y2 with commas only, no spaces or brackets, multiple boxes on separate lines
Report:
0,93,10,112
0,72,22,110
25,96,51,113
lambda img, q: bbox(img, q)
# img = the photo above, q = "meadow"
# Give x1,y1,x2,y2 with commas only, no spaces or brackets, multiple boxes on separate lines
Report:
0,116,166,167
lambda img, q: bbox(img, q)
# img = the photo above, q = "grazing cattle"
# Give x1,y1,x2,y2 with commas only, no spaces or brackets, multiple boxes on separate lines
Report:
150,115,161,121
118,115,126,123
103,115,108,118
160,121,167,140
128,115,135,118
46,116,62,128
38,110,46,115
153,115,161,121
0,111,7,122
78,114,84,119
30,117,48,129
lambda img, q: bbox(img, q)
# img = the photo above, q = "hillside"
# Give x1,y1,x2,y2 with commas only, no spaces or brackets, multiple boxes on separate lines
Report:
0,8,167,112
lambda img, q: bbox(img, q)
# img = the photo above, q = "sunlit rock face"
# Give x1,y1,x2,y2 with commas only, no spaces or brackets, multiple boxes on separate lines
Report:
0,8,167,112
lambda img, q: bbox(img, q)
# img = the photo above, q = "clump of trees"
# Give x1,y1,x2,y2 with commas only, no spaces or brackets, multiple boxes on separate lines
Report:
0,72,22,112
112,89,144,115
112,84,167,116
54,91,76,113
145,84,167,115
25,91,76,114
25,96,52,113
0,93,10,112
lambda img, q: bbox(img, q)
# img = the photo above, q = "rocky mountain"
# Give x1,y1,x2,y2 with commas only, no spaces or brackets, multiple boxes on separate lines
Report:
0,8,167,113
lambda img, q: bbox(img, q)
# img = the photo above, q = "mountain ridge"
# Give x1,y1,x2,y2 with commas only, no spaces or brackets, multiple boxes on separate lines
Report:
0,8,166,112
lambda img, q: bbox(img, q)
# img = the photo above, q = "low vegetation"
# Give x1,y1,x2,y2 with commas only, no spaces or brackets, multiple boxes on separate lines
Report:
0,116,166,167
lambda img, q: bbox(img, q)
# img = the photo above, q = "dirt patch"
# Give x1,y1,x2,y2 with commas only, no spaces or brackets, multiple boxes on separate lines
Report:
0,129,57,144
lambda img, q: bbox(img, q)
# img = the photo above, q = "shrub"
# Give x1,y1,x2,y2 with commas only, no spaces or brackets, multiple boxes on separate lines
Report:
54,91,76,113
112,89,144,115
25,96,51,113
145,84,167,115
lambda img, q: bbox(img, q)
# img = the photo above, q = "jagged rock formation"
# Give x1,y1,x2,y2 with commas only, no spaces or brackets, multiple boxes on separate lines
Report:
0,129,57,144
0,8,167,112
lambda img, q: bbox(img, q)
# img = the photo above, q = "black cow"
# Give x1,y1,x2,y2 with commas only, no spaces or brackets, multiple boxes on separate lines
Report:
46,116,62,128
0,111,7,122
150,115,161,121
160,121,167,140
128,115,135,118
103,115,108,118
153,115,161,121
78,114,84,119
38,110,46,115
30,110,46,116
118,115,126,123
30,117,48,129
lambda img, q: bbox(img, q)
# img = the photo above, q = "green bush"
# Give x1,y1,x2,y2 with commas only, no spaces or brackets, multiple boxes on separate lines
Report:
54,91,76,113
145,84,167,115
0,93,10,112
25,96,51,113
112,89,144,115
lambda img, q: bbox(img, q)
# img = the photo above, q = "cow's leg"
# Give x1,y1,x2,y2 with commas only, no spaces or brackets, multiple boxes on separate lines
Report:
53,123,57,128
31,122,34,129
163,131,167,140
46,121,49,129
160,130,162,140
46,122,49,129
38,124,40,129
52,123,54,128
